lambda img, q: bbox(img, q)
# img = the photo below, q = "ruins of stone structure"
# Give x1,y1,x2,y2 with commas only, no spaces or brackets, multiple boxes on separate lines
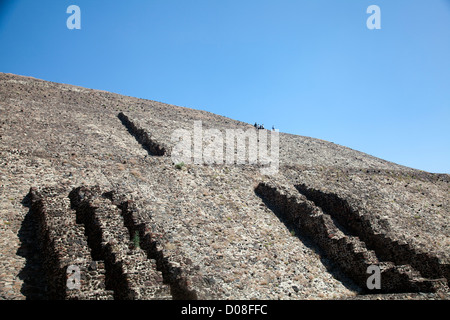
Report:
0,73,448,300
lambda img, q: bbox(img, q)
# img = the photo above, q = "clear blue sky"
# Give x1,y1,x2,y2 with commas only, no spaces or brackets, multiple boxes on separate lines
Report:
1,0,449,173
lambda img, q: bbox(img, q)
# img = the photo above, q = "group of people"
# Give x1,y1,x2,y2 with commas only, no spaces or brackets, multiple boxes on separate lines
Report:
254,123,276,131
254,123,265,130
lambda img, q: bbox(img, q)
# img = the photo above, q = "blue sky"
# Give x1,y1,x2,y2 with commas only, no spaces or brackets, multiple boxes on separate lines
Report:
0,0,449,173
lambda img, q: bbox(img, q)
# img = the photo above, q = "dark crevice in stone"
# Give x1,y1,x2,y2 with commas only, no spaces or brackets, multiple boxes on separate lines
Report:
111,195,198,300
118,112,167,156
256,188,362,294
69,187,124,298
69,186,172,300
255,182,447,294
25,187,112,300
294,183,449,285
17,191,49,300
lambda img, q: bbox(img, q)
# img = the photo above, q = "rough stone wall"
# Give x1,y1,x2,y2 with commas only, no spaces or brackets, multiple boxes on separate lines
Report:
29,186,113,300
25,184,240,300
295,183,450,285
255,181,448,293
68,186,171,300
116,197,199,299
1,73,448,300
27,185,175,300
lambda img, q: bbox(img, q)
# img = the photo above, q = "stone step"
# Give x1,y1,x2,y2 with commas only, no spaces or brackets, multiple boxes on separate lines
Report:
69,186,172,300
255,181,448,294
121,253,172,300
29,186,113,300
294,183,449,284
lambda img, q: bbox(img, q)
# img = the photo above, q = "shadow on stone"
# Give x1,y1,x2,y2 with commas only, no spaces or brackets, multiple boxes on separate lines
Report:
256,191,362,294
118,112,167,157
16,191,48,300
